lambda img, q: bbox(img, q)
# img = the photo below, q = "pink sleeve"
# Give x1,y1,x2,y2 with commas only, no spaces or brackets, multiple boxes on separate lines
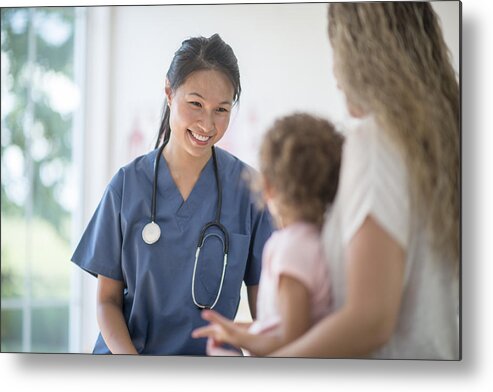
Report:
270,235,321,292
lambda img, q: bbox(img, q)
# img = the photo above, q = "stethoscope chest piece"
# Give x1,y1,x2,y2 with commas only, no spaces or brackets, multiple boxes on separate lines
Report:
142,221,161,245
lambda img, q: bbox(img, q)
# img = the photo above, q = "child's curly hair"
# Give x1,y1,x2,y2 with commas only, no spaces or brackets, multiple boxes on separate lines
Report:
259,113,344,228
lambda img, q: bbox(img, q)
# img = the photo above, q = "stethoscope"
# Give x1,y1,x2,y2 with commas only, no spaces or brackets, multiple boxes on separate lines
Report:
141,142,229,310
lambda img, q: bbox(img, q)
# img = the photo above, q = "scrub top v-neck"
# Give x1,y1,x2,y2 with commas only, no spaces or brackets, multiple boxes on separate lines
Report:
71,147,273,355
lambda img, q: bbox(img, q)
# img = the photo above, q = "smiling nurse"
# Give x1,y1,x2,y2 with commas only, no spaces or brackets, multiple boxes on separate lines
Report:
71,34,273,355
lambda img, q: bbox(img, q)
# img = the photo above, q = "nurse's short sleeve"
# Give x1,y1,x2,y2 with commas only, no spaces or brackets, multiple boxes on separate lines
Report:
338,119,410,250
71,171,124,281
243,205,274,286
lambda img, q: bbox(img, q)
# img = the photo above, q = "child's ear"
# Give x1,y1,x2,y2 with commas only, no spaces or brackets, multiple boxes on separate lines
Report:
262,177,275,200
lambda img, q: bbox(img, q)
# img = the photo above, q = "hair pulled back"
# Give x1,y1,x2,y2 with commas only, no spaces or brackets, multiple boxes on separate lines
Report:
155,34,241,148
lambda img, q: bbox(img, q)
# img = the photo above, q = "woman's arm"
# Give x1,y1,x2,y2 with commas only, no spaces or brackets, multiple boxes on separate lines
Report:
192,275,311,356
96,275,138,355
271,216,405,357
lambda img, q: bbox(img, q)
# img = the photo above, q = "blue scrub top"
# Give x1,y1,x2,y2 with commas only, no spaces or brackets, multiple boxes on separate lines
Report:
71,147,273,355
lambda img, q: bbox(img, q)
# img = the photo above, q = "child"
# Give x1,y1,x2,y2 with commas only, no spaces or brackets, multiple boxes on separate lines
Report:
192,113,344,356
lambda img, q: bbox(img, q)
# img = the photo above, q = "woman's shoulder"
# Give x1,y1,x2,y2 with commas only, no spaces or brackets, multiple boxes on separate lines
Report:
343,117,376,155
341,116,407,184
214,146,259,183
214,147,266,214
122,149,157,174
335,115,410,249
214,146,254,171
346,117,403,162
108,149,156,193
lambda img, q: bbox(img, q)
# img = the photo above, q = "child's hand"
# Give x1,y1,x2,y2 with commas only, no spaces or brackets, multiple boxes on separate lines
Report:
192,309,242,347
206,337,241,356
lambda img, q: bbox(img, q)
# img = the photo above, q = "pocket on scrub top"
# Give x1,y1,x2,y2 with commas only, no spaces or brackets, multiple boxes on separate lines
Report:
195,232,250,306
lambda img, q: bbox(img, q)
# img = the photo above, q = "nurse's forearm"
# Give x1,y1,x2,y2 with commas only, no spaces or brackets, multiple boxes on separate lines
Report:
97,301,138,355
246,285,258,320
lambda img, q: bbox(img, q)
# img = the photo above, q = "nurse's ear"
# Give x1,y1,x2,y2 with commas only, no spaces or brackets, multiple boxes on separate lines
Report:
165,78,173,106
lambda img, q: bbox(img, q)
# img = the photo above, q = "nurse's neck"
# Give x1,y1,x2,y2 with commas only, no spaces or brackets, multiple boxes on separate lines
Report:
162,139,212,201
163,139,211,173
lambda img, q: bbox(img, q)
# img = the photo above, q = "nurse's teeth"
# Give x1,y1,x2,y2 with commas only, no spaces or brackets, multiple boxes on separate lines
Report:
191,131,210,142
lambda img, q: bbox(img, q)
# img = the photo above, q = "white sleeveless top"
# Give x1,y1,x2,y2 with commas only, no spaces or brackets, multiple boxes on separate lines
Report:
322,116,459,359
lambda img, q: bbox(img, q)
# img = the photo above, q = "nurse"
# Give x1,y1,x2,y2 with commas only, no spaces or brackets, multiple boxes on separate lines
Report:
71,34,273,355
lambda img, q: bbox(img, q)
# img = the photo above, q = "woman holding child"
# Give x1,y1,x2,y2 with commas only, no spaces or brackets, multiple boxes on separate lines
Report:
195,2,459,359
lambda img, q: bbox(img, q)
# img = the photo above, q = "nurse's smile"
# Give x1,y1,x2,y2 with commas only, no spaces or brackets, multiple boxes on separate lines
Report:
188,129,213,146
166,69,234,159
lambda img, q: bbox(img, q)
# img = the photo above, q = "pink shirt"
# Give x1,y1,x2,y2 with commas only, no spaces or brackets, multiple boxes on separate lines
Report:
249,222,331,336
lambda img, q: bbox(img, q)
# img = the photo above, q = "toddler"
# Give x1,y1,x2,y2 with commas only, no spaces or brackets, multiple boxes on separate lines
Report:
192,113,344,356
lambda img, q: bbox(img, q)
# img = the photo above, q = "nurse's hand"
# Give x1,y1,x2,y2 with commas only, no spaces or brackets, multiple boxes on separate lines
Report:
206,337,241,357
192,309,242,347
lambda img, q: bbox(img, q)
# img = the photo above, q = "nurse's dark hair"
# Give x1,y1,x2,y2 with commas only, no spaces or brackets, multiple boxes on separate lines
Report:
155,34,241,148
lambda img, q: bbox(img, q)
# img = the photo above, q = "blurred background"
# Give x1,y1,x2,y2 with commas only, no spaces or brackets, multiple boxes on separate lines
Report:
1,2,459,353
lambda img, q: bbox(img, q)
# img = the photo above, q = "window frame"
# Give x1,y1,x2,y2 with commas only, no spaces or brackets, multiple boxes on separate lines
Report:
1,6,85,353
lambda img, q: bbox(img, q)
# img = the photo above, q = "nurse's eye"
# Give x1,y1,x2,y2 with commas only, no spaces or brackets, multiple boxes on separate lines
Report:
189,101,202,108
216,107,229,113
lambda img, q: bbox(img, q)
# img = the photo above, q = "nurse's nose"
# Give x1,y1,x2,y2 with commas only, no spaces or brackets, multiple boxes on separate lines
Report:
198,111,215,134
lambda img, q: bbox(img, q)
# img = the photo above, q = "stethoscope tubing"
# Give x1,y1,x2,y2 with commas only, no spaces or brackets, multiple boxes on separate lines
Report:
151,143,166,223
148,142,229,309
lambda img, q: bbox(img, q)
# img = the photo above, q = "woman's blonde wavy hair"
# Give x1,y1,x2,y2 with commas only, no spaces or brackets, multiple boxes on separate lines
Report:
328,3,460,270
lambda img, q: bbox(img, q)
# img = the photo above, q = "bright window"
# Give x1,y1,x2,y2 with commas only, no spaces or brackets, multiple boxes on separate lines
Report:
1,7,82,353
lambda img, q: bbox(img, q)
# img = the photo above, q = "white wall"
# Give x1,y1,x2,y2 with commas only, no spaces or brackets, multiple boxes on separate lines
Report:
433,0,461,73
108,3,337,171
76,1,460,352
106,2,460,173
